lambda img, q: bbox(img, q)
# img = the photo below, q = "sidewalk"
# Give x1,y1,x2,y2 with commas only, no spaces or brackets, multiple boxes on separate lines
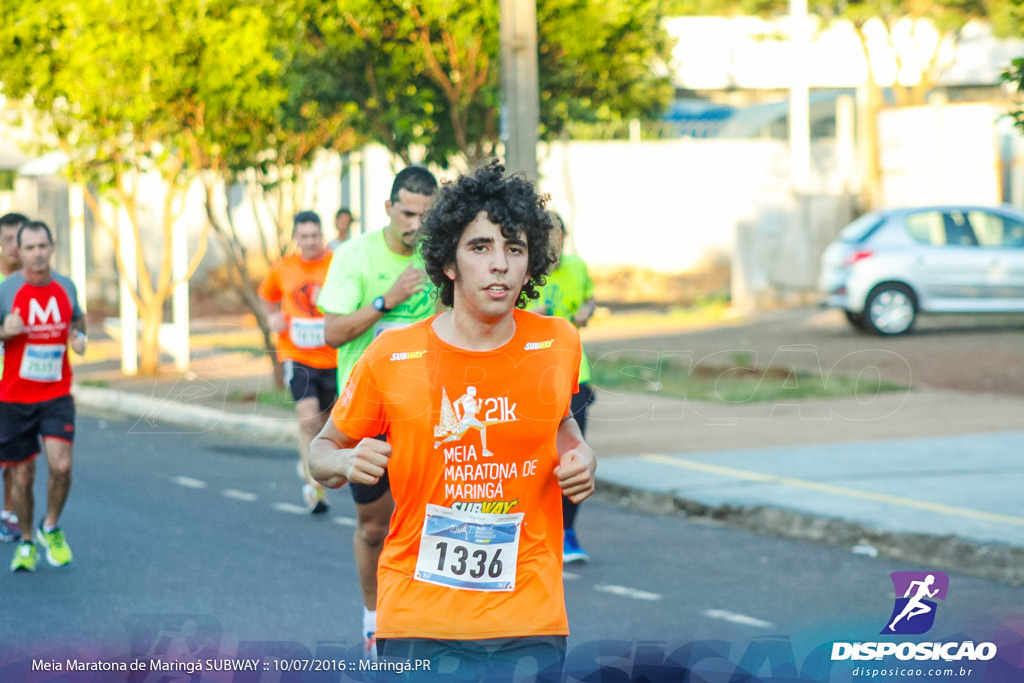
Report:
71,327,1024,584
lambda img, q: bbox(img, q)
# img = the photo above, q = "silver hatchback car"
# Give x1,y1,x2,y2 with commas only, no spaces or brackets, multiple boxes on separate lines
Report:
818,205,1024,335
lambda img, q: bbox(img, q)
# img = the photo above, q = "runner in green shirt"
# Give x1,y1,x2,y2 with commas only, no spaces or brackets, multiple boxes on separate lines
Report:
316,166,438,659
529,211,597,563
0,212,26,543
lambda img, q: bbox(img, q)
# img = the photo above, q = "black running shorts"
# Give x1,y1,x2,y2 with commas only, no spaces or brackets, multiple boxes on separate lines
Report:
284,360,338,413
0,394,76,465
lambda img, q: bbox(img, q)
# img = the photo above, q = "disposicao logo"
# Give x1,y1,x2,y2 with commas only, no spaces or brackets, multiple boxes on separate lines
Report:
831,570,998,663
882,570,949,635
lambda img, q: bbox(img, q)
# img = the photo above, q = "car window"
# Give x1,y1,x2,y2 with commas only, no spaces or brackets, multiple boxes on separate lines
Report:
837,214,884,243
905,211,980,247
967,211,1024,248
904,211,946,246
943,211,978,246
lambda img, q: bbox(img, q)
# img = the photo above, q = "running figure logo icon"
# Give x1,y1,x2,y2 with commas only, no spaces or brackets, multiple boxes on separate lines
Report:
434,386,517,457
881,571,949,635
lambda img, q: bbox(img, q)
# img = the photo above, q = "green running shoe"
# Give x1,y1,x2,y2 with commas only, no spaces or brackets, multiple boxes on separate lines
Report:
303,484,330,514
10,541,37,572
37,526,73,566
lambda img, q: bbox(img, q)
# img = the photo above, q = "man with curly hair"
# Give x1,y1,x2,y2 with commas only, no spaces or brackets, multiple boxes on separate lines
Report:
310,161,596,681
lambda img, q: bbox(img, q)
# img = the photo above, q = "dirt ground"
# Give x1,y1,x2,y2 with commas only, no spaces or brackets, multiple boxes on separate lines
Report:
582,306,1024,397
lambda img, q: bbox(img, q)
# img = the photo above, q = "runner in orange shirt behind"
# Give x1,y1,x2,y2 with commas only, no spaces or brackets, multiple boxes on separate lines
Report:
259,211,338,513
310,161,596,681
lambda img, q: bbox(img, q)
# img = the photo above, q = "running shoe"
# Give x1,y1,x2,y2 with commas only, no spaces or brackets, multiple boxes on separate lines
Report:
302,484,330,515
10,540,37,572
563,529,589,564
0,513,20,543
37,525,73,566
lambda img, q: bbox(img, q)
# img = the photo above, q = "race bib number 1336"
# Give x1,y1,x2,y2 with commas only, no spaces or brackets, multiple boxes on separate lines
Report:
414,504,523,592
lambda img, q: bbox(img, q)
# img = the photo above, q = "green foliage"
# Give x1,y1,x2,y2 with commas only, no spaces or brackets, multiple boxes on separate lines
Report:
538,0,675,137
591,353,908,403
664,0,778,16
304,0,675,164
2,0,674,170
1002,56,1024,133
0,0,290,186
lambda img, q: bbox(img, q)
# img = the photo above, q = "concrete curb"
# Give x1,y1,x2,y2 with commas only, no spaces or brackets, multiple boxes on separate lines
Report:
75,385,298,444
594,481,1024,585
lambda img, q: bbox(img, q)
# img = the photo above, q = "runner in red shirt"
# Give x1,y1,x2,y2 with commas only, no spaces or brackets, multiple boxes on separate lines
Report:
0,221,87,572
310,161,596,681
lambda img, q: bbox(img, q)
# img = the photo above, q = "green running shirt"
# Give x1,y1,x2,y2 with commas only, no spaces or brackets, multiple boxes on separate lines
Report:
317,230,436,386
529,253,594,383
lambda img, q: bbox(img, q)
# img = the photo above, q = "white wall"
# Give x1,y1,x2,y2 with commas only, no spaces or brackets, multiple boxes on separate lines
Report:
878,102,1001,207
537,137,851,273
665,17,1024,91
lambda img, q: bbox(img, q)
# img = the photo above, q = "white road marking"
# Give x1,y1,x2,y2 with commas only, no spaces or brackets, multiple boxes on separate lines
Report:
273,503,309,515
594,584,663,601
174,477,207,489
223,489,258,502
332,517,357,528
562,571,581,581
702,609,775,629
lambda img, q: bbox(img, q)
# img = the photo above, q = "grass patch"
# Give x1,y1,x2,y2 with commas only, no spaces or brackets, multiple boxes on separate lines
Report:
228,387,295,409
78,379,110,388
591,353,907,403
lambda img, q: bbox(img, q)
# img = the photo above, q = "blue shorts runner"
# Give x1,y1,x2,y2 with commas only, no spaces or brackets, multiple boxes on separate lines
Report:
0,394,76,465
284,360,338,413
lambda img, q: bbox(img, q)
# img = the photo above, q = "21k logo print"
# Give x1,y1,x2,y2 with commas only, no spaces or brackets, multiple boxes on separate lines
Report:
881,571,949,635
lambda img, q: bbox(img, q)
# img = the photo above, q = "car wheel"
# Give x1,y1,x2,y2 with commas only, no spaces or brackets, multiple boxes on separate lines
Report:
843,310,867,331
864,284,917,336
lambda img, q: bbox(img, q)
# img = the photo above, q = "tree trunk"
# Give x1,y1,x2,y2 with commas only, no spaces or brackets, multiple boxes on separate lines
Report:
138,302,164,376
854,23,884,210
202,176,285,389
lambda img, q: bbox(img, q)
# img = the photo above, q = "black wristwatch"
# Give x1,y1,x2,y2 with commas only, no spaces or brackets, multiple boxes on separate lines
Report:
372,296,392,314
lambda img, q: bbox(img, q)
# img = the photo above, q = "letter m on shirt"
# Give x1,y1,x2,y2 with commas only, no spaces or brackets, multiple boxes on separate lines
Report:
29,297,61,325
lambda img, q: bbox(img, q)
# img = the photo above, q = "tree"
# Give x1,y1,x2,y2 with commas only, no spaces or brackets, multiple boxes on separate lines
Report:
304,0,676,166
0,0,230,374
0,0,359,379
1002,56,1024,136
177,1,364,387
538,0,675,138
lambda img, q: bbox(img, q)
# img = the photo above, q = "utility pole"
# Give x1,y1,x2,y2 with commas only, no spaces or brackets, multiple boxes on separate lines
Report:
499,0,540,181
789,0,810,194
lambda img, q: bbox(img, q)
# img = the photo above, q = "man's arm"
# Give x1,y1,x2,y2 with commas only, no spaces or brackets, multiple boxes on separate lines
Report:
574,297,597,328
69,315,87,355
259,298,287,334
309,419,393,489
554,416,596,503
0,307,22,340
322,263,427,348
323,308,386,349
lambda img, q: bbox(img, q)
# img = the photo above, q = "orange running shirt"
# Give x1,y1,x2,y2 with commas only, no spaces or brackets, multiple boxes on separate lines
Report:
331,308,582,640
259,252,336,369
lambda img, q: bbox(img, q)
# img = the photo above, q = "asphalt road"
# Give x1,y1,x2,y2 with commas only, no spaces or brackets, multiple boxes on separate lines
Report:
2,413,1022,681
